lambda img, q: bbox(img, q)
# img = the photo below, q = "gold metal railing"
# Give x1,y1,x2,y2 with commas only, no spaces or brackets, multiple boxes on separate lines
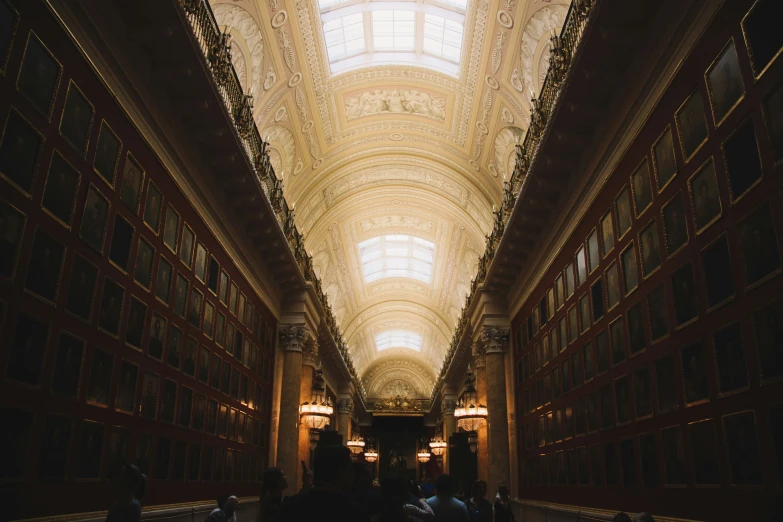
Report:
435,0,597,393
177,0,364,397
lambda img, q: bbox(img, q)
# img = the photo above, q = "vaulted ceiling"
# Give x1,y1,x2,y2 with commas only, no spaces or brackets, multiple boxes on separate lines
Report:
210,0,569,399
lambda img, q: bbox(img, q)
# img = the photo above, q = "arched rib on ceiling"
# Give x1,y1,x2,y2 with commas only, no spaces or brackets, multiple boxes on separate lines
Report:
291,151,499,232
361,355,438,400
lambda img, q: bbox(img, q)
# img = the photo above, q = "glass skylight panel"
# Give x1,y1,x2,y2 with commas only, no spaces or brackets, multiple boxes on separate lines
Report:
436,0,468,10
423,14,463,62
375,330,422,352
358,235,435,284
323,13,365,62
372,10,415,51
318,0,348,10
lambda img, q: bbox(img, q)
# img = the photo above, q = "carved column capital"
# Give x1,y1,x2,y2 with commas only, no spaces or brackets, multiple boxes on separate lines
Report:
472,341,487,369
279,324,309,352
337,398,354,414
482,326,510,354
302,340,319,367
442,398,457,416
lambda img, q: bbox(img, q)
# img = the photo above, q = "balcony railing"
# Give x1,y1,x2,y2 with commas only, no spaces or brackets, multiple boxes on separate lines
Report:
177,0,364,397
434,0,597,394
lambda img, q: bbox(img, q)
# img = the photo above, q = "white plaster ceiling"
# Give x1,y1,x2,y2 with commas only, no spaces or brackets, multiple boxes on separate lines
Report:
210,0,569,398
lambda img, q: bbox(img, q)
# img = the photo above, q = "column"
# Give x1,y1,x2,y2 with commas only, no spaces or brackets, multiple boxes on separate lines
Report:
275,324,308,489
473,341,489,484
441,389,457,474
297,339,319,491
505,344,519,497
268,331,284,466
336,394,353,446
483,327,511,499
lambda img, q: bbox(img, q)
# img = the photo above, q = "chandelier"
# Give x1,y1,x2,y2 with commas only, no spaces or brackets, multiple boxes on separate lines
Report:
364,447,378,463
417,438,432,463
299,369,333,430
429,436,447,457
417,449,431,463
363,438,378,463
454,370,487,433
347,434,365,455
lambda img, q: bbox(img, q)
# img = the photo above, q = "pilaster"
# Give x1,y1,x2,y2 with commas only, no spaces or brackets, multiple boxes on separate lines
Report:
275,323,310,490
469,289,511,498
441,386,457,474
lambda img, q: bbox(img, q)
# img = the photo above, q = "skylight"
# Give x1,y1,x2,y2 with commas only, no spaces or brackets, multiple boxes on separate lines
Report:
376,330,423,351
318,0,348,10
435,0,468,10
423,14,463,62
323,13,365,62
359,235,435,284
318,2,467,76
373,11,415,51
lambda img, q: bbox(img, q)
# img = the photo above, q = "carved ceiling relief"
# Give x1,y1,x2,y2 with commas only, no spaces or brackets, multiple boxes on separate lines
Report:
379,380,416,398
359,215,434,234
229,40,249,92
343,89,447,122
518,4,568,99
262,125,296,181
212,3,264,96
363,359,436,398
493,126,526,180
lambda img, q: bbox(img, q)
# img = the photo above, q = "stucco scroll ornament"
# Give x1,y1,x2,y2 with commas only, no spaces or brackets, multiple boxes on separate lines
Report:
482,326,510,354
279,324,308,352
472,341,487,368
501,107,514,124
264,67,276,91
278,27,295,73
510,68,524,92
491,30,507,75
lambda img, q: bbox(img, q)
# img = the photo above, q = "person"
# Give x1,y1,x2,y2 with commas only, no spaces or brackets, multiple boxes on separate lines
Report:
374,475,408,522
405,482,434,522
421,478,434,498
352,461,381,517
300,469,313,494
465,480,492,522
207,495,238,522
105,462,146,522
426,474,470,522
493,484,515,522
258,467,287,522
612,514,632,522
279,445,369,522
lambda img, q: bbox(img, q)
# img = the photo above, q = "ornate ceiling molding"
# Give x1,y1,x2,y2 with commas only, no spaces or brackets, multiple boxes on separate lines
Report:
343,89,447,122
207,0,570,399
518,4,568,99
213,3,264,95
362,357,437,398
